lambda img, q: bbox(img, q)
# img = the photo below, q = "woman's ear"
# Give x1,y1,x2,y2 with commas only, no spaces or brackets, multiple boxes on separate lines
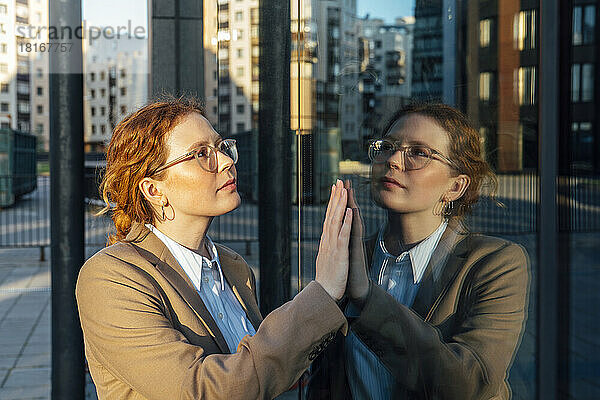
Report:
138,178,167,207
446,174,471,202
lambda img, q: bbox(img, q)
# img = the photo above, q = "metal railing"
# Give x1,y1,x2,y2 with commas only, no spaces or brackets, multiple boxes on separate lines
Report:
1,173,599,251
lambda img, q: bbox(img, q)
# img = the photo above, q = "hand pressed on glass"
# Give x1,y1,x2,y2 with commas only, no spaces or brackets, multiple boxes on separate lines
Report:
315,179,353,301
344,180,370,307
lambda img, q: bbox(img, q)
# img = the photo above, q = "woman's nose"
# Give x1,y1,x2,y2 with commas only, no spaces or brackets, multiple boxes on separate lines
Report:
216,150,235,172
387,150,405,171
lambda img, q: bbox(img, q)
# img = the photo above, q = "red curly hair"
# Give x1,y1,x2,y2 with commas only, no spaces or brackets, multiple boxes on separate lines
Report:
99,97,205,244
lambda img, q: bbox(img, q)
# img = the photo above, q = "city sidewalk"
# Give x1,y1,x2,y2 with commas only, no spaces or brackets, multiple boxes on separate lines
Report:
0,247,54,400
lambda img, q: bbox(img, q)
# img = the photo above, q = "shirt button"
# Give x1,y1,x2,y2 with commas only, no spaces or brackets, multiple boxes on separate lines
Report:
218,312,224,319
203,277,209,283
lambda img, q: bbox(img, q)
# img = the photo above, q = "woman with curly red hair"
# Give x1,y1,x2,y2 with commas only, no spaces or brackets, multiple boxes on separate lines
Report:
76,97,352,400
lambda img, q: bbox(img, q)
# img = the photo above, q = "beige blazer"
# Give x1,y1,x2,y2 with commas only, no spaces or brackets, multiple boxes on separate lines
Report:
76,223,348,400
308,222,530,400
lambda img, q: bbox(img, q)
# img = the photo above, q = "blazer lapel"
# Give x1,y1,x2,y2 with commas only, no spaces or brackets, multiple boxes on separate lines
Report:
217,246,263,331
411,222,469,321
126,223,230,353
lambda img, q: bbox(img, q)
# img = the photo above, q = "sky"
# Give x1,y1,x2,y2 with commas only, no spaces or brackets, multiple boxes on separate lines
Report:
84,0,414,28
82,0,148,31
357,0,414,23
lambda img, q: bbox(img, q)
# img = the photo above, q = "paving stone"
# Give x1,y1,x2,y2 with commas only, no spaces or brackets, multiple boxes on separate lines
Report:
15,353,50,369
3,367,50,388
0,384,50,400
21,343,50,356
0,355,17,369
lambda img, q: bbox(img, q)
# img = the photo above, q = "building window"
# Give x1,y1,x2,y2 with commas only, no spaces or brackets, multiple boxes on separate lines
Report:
101,124,106,134
101,88,106,97
90,72,96,81
18,121,30,132
100,71,106,80
120,69,126,78
0,63,8,73
37,105,43,114
17,101,30,113
0,43,6,54
0,83,8,92
573,5,595,46
120,87,127,96
236,122,245,133
1,122,9,129
0,5,7,14
582,63,594,101
90,89,95,98
236,104,244,114
480,19,491,48
236,67,244,77
572,63,595,102
91,107,96,116
236,86,244,96
17,82,29,95
572,64,581,101
235,11,243,21
91,125,96,134
479,72,493,101
0,102,7,112
237,48,243,58
514,10,536,50
121,105,127,115
235,29,244,41
36,68,43,78
101,106,106,116
35,123,43,134
571,122,594,170
37,86,43,95
516,66,537,105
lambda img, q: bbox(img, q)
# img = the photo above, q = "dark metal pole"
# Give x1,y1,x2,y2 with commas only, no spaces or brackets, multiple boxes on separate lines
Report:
538,0,564,399
258,0,291,314
150,0,204,97
49,1,85,399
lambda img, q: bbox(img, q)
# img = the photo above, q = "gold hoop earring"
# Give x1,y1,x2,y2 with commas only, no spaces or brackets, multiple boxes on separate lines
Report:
161,200,168,220
443,200,454,217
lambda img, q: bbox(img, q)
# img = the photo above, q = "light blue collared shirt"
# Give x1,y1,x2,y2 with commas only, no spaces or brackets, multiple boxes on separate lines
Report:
147,224,256,353
345,220,448,399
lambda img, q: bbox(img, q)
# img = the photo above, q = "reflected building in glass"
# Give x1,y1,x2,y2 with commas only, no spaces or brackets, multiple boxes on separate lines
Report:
412,0,443,101
454,0,598,174
357,16,414,142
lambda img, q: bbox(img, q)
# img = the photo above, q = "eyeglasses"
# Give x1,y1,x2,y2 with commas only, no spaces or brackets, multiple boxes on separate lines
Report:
368,139,459,171
152,139,238,175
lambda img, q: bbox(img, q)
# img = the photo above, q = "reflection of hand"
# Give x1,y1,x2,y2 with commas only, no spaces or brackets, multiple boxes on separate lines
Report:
345,180,370,306
315,179,353,301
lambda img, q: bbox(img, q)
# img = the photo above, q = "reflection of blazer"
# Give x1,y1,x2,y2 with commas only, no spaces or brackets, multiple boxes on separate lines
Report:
76,223,348,400
308,222,530,400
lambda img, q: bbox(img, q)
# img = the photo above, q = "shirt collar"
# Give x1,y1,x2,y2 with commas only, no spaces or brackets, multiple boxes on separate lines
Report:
145,224,225,291
377,220,448,284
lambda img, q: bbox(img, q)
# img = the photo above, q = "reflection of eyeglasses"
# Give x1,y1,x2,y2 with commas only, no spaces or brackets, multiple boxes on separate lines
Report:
368,139,458,171
152,139,238,175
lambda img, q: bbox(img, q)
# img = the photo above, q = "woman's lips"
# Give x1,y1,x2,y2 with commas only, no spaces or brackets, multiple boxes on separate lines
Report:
380,177,405,189
218,179,237,191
